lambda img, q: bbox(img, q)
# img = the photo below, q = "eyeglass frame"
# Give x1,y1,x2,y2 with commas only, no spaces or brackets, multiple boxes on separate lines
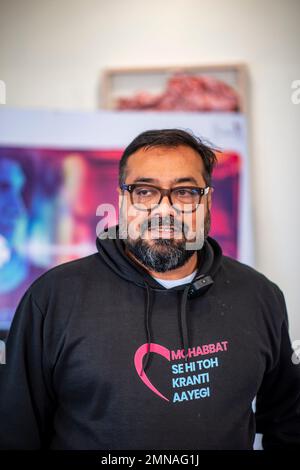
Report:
120,183,211,213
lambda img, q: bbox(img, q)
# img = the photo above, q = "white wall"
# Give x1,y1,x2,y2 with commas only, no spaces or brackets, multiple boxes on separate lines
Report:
0,0,299,338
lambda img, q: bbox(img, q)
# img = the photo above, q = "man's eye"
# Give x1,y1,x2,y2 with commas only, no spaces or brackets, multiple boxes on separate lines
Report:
174,189,194,196
177,190,189,195
135,189,154,196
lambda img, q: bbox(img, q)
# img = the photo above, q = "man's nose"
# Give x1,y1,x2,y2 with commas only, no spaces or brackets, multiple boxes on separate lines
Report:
150,194,178,218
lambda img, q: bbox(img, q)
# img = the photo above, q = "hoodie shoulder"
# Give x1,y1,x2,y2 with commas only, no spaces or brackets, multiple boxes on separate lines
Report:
30,253,99,286
26,253,101,308
220,254,284,298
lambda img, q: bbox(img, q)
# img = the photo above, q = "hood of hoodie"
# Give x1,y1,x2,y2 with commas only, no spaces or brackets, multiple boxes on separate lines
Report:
96,224,223,376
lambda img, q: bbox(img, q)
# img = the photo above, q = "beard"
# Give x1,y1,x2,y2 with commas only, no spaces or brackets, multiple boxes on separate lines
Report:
121,209,211,273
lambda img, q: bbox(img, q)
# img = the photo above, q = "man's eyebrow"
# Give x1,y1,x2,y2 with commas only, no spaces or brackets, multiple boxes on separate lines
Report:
132,176,199,185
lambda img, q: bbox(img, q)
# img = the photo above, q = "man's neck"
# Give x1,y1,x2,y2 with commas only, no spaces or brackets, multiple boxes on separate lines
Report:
124,247,198,280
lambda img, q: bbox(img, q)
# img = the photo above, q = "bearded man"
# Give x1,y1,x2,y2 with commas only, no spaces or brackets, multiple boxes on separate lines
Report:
0,129,299,450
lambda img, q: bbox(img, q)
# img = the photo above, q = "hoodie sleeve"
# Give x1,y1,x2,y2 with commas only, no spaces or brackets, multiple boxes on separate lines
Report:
255,288,300,449
0,289,55,449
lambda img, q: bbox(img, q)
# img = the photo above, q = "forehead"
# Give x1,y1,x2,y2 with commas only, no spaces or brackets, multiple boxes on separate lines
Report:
125,145,206,183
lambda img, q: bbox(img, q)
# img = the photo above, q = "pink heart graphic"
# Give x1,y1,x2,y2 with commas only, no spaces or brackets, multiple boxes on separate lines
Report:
134,343,170,402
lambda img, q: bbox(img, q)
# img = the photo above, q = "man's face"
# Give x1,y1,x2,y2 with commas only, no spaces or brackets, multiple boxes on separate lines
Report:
117,145,213,273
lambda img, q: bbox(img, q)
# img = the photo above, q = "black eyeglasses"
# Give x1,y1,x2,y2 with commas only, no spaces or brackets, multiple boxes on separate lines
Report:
120,183,210,213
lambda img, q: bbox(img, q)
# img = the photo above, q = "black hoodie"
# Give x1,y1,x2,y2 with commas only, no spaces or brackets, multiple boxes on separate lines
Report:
0,225,299,450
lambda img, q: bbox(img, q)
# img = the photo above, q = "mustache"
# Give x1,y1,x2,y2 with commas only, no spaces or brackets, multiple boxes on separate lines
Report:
141,217,186,232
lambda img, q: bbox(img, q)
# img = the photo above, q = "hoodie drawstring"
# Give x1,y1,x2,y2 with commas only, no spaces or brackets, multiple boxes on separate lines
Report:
141,282,153,376
180,285,191,364
141,281,191,376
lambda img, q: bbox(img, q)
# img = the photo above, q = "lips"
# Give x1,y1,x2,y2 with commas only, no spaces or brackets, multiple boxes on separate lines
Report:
149,227,178,236
149,226,177,231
